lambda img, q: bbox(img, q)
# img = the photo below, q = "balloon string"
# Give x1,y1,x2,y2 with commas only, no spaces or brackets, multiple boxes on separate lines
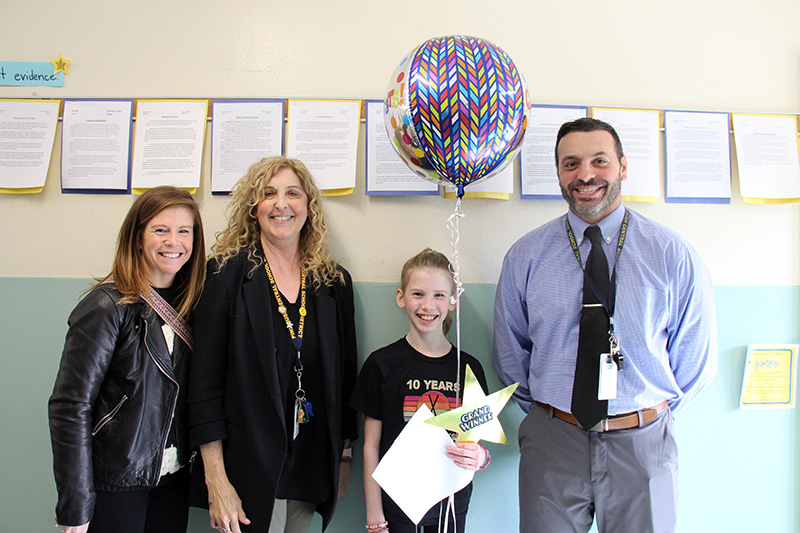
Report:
446,198,465,403
444,202,465,533
441,493,456,533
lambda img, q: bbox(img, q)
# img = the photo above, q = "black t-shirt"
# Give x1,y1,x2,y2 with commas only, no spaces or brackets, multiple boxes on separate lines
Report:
350,337,488,526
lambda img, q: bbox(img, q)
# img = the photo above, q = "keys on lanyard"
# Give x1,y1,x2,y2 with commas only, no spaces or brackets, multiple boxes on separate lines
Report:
609,330,623,371
293,356,314,440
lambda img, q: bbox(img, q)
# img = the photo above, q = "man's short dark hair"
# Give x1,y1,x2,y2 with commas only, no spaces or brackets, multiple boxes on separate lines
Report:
555,117,624,165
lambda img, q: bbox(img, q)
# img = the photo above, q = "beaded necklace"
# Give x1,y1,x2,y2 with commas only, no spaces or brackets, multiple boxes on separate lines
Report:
264,260,313,437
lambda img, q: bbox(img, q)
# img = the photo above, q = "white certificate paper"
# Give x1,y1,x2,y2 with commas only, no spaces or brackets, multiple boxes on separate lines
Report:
664,110,731,204
591,108,660,201
0,99,60,190
732,113,800,202
211,99,285,194
131,100,208,190
286,100,360,192
365,100,438,196
372,406,474,525
520,105,588,199
61,99,133,193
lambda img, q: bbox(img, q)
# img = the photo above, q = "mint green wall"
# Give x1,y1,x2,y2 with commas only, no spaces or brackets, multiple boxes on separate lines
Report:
1,279,798,532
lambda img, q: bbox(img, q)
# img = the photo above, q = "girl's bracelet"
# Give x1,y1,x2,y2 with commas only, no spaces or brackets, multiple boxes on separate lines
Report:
367,520,389,532
478,445,491,470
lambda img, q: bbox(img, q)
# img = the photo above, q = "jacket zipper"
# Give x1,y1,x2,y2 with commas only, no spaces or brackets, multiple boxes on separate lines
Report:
91,395,128,436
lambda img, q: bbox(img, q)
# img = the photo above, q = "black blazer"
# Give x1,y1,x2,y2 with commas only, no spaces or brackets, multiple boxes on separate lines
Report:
187,245,358,531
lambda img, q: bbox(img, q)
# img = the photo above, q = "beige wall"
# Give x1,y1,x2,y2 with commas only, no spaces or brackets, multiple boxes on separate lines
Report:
2,0,799,285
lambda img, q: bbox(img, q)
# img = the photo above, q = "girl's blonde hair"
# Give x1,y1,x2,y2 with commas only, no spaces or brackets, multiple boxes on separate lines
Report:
400,248,456,334
212,156,342,286
102,186,206,319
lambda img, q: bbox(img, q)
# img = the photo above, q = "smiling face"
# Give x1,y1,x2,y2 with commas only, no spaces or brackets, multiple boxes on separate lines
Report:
396,267,456,339
256,167,309,249
140,205,194,288
556,130,628,224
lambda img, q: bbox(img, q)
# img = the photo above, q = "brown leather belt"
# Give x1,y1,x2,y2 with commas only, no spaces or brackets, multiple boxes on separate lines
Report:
535,400,668,432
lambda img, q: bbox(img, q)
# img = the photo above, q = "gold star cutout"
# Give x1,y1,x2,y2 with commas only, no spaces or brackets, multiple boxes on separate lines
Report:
50,54,70,75
425,364,518,444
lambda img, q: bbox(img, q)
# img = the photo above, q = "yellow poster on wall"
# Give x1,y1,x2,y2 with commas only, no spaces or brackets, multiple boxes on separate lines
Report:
740,344,798,409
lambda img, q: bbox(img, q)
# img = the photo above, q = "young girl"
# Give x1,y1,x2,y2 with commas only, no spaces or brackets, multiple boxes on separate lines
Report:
350,248,489,533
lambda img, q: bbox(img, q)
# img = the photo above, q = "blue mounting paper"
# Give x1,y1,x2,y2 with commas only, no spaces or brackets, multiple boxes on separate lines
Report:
0,62,64,87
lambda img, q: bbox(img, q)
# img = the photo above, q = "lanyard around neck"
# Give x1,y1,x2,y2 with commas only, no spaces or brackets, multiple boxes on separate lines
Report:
565,209,630,330
264,260,316,432
264,260,307,357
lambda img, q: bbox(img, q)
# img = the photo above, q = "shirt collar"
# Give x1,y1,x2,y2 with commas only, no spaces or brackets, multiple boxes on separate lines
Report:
567,202,626,245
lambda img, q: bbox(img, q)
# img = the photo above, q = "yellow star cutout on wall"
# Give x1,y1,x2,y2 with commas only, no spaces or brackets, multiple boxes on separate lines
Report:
425,364,518,444
50,54,70,75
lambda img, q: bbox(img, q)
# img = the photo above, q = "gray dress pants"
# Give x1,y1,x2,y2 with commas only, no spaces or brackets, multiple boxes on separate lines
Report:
518,403,678,533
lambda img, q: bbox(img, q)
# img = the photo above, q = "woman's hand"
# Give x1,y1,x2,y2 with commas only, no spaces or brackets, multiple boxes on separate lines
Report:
338,460,350,498
338,439,351,498
445,441,486,472
206,476,250,533
200,441,251,533
57,524,89,533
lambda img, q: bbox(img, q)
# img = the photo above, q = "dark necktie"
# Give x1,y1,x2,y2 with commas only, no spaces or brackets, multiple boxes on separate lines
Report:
571,225,610,430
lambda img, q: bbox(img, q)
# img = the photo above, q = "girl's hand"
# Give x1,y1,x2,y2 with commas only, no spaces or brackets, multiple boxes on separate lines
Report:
445,441,486,472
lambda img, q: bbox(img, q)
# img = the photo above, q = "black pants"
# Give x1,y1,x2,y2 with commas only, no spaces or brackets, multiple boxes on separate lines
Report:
88,470,189,533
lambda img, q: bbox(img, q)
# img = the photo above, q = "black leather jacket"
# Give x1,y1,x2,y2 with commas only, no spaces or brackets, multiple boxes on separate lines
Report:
48,283,190,527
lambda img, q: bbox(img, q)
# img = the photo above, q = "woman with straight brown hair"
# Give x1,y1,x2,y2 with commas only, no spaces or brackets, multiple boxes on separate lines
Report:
49,186,206,533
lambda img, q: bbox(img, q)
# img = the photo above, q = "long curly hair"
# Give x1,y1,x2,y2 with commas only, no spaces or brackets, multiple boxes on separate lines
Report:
102,186,206,319
213,156,342,286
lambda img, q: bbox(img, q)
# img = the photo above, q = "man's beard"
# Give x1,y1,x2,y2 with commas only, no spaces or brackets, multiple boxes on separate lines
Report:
560,174,622,221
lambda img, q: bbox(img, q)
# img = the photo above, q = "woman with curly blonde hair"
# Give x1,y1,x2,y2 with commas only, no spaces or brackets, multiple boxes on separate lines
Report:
188,156,358,533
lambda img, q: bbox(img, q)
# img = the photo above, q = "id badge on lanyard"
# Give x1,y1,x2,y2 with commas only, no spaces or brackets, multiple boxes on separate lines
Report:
599,329,623,400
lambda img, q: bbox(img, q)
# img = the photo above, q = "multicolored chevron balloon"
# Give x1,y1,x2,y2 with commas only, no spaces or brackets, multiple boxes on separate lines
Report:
384,35,529,197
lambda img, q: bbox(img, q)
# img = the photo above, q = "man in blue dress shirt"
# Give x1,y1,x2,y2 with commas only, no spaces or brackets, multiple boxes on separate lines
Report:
493,118,717,533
